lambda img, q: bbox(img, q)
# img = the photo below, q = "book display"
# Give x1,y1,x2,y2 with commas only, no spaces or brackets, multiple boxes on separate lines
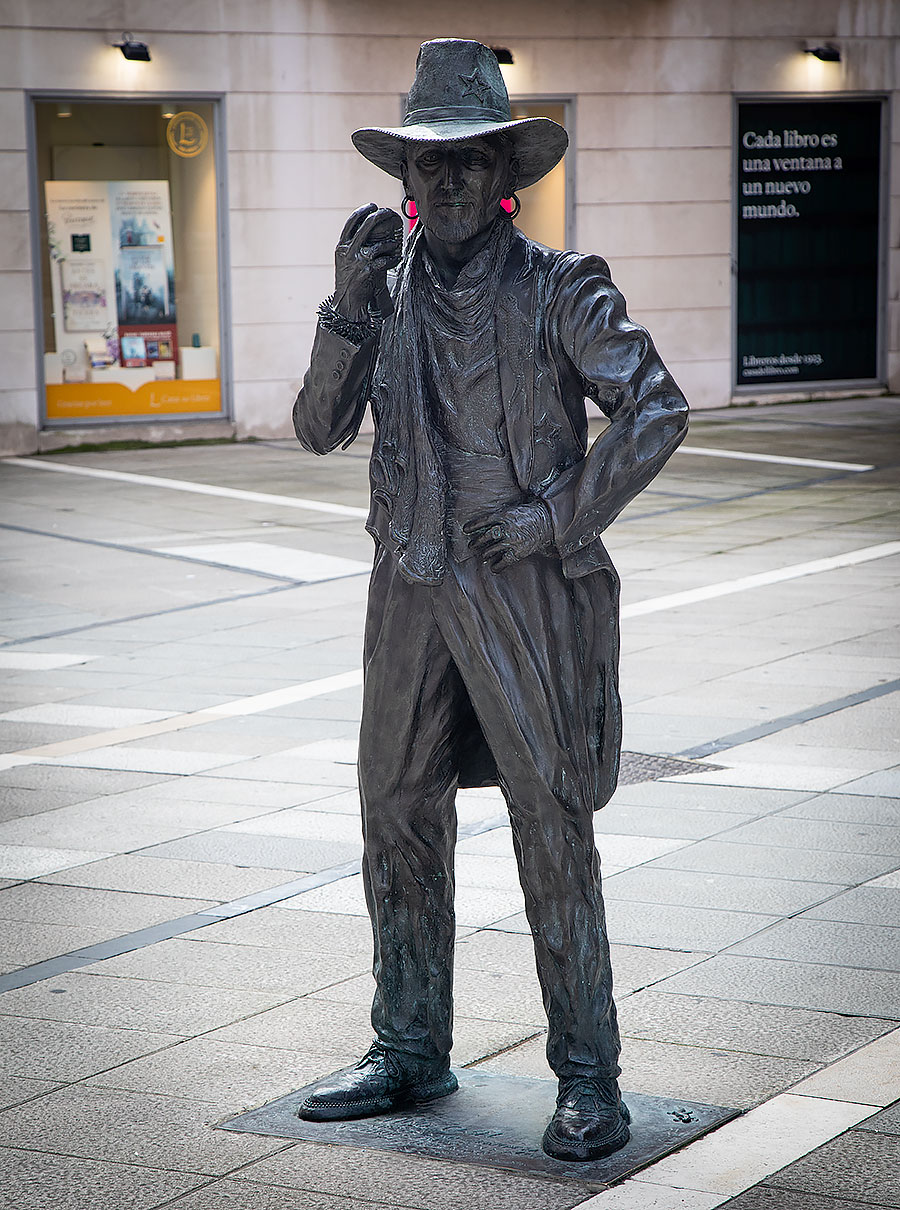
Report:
38,101,222,423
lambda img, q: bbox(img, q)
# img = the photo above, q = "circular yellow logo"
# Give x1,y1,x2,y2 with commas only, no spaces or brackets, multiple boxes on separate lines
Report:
166,111,209,158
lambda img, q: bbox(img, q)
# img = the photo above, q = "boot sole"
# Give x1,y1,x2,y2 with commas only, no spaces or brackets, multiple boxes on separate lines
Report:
298,1071,459,1122
541,1108,631,1163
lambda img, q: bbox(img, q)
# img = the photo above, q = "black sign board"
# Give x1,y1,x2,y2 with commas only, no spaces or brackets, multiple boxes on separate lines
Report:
735,99,882,387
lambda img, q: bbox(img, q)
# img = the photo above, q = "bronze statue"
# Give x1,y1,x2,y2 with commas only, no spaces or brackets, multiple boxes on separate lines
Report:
292,38,688,1162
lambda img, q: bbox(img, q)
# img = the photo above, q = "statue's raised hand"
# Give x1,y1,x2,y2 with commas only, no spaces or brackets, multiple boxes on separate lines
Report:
334,203,403,322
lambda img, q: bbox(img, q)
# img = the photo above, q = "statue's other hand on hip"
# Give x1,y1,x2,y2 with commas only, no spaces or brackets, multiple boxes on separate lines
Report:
464,501,553,570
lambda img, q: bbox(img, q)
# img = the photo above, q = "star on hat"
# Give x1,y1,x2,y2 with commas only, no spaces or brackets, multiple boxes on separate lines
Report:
351,39,568,191
458,69,491,104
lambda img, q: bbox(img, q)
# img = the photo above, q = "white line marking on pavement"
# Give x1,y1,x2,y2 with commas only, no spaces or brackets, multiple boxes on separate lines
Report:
571,1095,880,1209
678,445,874,472
1,457,369,519
0,652,96,671
210,669,364,717
1,670,365,765
3,542,898,768
621,541,900,618
154,541,371,582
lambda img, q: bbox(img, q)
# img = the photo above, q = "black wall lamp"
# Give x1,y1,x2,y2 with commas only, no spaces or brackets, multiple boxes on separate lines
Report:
805,44,841,62
114,33,151,61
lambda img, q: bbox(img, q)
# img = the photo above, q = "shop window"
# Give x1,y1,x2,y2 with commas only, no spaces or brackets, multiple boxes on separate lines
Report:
34,98,225,424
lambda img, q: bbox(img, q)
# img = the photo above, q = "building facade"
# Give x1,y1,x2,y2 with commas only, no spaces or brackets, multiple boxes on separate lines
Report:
1,0,897,454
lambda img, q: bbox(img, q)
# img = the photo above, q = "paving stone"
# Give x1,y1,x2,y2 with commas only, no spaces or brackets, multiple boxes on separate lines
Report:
455,929,544,976
180,905,374,957
764,1129,900,1206
607,943,712,993
0,1085,284,1174
0,1015,176,1081
454,853,523,891
81,938,365,995
605,899,778,951
603,866,844,915
288,872,526,928
801,886,900,926
609,782,809,817
0,794,270,853
870,870,900,889
0,843,116,881
141,830,355,872
579,1183,725,1209
308,967,548,1028
48,746,247,775
790,1028,900,1105
133,775,347,808
783,792,900,826
856,1102,900,1136
836,767,900,798
716,815,900,856
0,1074,61,1111
205,753,359,785
477,1031,816,1110
593,804,751,839
225,807,363,843
617,991,893,1061
0,972,289,1035
0,882,214,935
0,785,104,822
230,1141,586,1210
717,1188,875,1209
79,1034,327,1106
727,919,900,971
38,854,299,901
658,955,900,1019
0,918,125,972
649,840,896,884
159,1181,398,1210
0,765,168,795
0,1146,204,1209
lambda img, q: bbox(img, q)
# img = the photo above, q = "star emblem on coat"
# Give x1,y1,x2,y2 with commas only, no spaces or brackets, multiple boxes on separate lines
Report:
535,413,563,448
459,69,492,104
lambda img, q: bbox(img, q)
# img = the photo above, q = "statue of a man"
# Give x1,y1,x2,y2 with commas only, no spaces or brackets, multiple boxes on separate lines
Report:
293,39,688,1162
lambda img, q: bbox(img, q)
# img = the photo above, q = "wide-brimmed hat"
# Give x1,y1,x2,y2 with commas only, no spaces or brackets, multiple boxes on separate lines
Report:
352,39,568,190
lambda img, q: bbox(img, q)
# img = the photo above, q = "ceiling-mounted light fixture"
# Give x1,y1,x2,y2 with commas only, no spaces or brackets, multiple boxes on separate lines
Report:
160,101,176,119
56,103,72,118
114,33,151,61
491,47,515,65
804,44,841,62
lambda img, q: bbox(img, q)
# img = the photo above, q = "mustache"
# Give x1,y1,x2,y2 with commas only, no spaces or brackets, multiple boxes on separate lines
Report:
434,189,474,204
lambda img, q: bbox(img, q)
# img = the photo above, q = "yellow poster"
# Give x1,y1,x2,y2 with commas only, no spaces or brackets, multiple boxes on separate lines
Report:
46,380,221,420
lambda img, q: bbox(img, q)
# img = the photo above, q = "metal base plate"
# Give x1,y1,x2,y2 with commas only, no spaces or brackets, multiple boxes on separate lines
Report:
219,1069,740,1190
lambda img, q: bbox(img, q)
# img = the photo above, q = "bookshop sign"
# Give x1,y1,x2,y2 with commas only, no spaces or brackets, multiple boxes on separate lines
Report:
735,98,883,388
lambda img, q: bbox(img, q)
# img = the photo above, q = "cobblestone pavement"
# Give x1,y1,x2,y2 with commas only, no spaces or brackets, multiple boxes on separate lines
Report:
0,396,897,1210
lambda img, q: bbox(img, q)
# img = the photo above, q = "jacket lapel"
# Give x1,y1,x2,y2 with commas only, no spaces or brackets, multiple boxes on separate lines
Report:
497,233,537,492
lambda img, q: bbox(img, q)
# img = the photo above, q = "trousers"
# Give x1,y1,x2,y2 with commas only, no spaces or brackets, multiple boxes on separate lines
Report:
358,543,622,1078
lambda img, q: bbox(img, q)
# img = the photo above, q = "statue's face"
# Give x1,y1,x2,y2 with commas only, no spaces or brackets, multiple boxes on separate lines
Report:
404,137,511,244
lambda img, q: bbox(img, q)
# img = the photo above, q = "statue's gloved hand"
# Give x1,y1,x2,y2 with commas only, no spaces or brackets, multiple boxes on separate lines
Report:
334,203,403,321
464,501,554,571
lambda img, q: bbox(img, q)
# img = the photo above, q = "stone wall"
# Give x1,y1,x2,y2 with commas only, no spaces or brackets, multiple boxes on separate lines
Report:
0,0,897,452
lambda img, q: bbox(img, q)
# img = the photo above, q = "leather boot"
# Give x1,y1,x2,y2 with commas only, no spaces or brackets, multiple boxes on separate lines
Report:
297,1041,458,1121
541,1075,631,1161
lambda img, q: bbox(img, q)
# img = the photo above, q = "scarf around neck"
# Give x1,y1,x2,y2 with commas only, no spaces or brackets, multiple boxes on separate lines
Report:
372,213,515,586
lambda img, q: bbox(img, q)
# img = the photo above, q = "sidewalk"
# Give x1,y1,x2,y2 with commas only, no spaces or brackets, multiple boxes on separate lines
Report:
0,396,898,1210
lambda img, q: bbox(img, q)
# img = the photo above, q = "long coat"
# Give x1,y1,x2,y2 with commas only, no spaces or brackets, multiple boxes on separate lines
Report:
294,228,689,803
